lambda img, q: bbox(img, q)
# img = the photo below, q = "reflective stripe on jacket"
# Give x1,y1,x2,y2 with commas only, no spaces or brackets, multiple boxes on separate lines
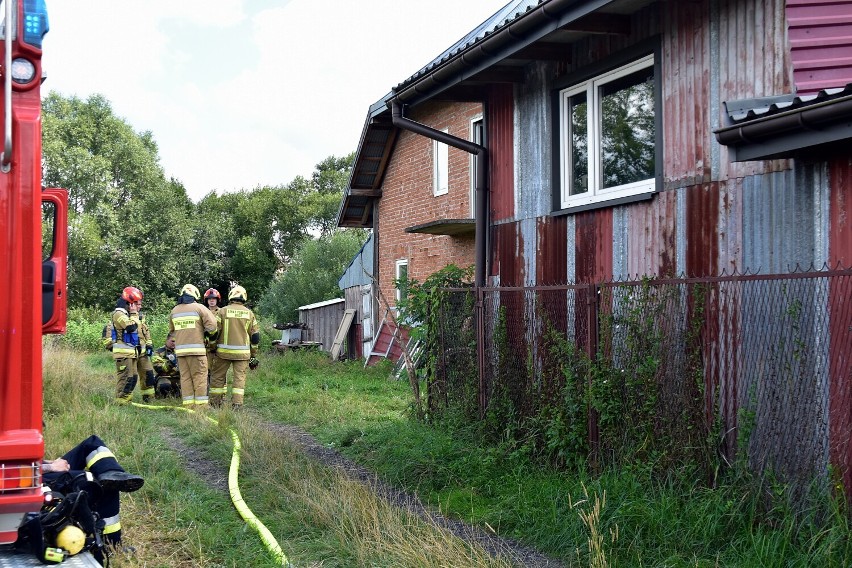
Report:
216,303,259,360
169,302,217,357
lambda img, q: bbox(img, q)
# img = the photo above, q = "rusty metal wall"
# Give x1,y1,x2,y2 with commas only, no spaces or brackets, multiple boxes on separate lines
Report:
787,0,852,94
436,269,852,496
487,84,515,223
298,299,345,352
829,157,852,265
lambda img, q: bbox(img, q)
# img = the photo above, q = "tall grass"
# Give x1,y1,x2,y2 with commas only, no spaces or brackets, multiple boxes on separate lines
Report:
43,322,852,567
42,342,512,567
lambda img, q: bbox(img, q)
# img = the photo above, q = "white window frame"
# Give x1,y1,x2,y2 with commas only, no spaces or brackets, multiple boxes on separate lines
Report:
558,54,656,209
394,258,409,304
469,116,483,217
433,131,449,196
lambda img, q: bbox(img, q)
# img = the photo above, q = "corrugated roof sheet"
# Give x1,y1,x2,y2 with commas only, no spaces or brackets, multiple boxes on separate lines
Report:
725,83,852,122
394,0,542,91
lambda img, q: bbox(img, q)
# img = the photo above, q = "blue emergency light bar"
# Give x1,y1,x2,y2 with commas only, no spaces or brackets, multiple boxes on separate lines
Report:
22,0,48,48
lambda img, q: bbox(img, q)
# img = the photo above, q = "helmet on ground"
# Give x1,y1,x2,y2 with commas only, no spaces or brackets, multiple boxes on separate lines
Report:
121,286,143,303
204,288,221,301
181,284,201,300
228,285,247,302
56,524,86,555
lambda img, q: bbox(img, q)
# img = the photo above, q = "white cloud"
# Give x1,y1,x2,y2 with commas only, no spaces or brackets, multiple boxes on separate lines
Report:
43,0,508,200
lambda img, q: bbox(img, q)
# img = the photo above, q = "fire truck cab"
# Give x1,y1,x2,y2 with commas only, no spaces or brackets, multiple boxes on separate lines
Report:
0,0,75,563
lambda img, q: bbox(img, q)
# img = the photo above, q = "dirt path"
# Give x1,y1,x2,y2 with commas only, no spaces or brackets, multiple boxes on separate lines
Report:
162,421,566,568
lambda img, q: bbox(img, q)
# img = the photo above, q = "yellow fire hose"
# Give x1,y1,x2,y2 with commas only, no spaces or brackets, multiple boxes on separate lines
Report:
131,401,291,567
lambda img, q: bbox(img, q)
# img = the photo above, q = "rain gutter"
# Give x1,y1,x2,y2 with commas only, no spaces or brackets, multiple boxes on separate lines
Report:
392,0,616,108
714,94,852,160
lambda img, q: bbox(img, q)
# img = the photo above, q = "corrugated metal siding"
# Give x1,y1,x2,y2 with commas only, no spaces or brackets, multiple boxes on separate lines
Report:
624,191,678,278
574,208,613,283
787,0,852,94
338,233,374,290
741,168,828,273
488,85,515,222
829,157,852,266
537,215,568,284
662,0,712,187
515,64,552,222
828,156,852,491
492,221,523,286
685,183,721,277
714,0,794,180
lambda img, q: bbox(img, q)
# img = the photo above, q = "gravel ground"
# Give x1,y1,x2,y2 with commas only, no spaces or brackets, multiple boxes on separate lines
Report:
162,421,566,568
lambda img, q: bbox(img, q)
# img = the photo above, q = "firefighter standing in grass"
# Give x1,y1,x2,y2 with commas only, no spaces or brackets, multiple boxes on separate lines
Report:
203,288,222,388
112,287,143,403
210,285,260,408
169,284,218,407
135,309,156,402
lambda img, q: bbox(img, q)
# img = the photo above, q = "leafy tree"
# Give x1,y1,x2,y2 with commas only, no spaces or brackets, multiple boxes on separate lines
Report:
302,153,354,236
258,230,366,323
42,92,189,311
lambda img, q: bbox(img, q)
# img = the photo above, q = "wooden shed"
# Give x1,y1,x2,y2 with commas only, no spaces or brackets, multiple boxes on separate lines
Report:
298,298,345,354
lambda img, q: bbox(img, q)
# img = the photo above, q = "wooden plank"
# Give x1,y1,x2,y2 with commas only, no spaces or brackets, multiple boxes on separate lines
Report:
330,309,356,361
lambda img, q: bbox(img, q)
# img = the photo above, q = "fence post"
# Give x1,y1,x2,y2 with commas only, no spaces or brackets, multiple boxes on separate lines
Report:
475,285,486,419
586,284,600,470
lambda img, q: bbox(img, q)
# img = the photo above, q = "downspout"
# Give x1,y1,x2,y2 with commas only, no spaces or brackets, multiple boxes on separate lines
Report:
390,101,490,419
390,101,489,286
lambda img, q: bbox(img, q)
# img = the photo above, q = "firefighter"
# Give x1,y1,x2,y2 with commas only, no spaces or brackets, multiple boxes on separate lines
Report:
169,284,218,408
210,285,260,408
112,287,143,403
41,435,144,555
135,309,156,402
204,288,222,314
151,332,181,398
203,288,222,387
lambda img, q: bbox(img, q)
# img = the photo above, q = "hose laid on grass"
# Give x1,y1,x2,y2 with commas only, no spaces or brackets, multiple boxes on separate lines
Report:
131,402,291,567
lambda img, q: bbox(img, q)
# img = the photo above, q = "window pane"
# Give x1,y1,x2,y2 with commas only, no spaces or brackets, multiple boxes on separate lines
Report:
434,138,449,195
600,67,655,189
42,201,55,261
569,93,588,195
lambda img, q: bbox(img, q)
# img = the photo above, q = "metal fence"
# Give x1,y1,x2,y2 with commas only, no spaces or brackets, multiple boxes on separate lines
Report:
434,268,852,498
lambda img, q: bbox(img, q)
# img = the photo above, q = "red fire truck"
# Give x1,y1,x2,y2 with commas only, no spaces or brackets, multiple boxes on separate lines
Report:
0,0,77,563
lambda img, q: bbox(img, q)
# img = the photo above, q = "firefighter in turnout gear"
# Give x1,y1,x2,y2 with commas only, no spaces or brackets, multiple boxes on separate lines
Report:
203,288,222,386
210,285,260,408
151,332,181,398
169,284,218,407
136,311,156,402
112,287,143,403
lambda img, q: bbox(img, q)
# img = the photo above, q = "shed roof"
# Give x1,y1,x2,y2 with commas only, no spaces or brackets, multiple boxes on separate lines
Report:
716,82,852,161
298,298,345,311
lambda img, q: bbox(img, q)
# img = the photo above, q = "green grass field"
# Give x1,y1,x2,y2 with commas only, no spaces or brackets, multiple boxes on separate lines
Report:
43,334,852,567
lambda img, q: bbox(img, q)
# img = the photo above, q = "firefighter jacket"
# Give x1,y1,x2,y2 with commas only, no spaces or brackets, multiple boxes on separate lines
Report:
206,306,220,353
216,302,260,360
169,301,218,357
111,308,141,360
152,345,180,378
139,314,152,351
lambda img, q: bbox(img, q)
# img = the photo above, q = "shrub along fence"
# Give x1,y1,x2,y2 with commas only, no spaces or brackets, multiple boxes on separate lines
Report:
432,268,852,504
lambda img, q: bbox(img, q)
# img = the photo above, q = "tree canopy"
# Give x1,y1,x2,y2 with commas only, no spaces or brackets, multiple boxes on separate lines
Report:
42,91,361,314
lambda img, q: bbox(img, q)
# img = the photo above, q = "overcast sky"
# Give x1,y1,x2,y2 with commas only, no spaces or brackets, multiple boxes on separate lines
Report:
42,1,509,201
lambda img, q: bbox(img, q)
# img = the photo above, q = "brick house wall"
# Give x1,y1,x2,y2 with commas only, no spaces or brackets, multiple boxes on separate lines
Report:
375,101,481,310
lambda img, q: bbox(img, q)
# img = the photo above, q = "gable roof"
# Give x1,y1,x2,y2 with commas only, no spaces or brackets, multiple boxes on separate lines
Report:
336,0,656,228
